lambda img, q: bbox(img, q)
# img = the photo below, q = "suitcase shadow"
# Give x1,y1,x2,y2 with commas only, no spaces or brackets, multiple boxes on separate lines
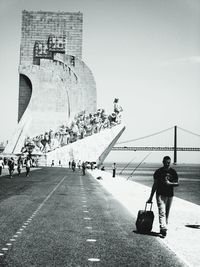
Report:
132,230,161,238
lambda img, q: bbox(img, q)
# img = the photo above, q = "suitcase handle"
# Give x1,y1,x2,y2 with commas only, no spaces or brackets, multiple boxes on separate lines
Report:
145,202,153,211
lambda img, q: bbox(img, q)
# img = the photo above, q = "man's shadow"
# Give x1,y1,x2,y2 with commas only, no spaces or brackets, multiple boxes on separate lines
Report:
132,230,163,238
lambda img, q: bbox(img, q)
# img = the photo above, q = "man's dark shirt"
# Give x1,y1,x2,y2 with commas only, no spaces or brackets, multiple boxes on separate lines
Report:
154,167,178,197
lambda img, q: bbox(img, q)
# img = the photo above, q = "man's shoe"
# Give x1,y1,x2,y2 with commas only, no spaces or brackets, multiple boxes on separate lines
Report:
160,229,167,237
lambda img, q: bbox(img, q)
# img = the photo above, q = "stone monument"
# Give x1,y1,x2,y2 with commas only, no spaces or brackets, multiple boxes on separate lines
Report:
4,10,125,166
5,10,96,153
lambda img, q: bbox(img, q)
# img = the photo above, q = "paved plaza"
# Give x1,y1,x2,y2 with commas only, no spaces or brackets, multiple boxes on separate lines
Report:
88,169,200,267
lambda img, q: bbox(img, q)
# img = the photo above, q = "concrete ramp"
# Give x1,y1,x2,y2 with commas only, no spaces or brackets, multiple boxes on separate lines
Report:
43,124,125,166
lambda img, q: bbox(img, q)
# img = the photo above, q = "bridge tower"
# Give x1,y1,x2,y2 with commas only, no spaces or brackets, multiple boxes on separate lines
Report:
173,125,177,164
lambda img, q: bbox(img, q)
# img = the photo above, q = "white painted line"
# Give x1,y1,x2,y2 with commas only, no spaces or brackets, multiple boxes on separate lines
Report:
83,211,89,213
85,227,92,229
10,239,15,242
20,228,24,231
86,239,96,242
0,253,4,256
13,235,18,238
6,243,12,246
88,258,100,262
82,200,87,203
2,248,8,251
22,226,26,228
84,217,91,220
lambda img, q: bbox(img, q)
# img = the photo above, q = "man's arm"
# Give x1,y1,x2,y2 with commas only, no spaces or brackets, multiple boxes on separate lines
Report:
165,169,179,186
165,179,179,187
147,179,157,203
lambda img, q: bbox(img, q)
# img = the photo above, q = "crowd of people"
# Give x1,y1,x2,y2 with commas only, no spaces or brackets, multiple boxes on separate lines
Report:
0,155,36,178
21,98,123,154
65,160,97,176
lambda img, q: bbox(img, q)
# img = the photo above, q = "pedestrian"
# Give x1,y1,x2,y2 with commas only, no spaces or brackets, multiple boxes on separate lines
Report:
17,155,23,176
77,160,81,170
147,156,179,237
25,156,32,177
82,161,86,176
8,157,15,178
112,162,116,177
72,160,76,172
51,160,54,167
101,165,105,171
90,162,94,170
59,160,62,167
69,161,71,168
0,157,4,175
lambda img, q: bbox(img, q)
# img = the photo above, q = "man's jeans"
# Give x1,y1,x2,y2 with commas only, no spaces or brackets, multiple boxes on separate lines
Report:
156,194,173,230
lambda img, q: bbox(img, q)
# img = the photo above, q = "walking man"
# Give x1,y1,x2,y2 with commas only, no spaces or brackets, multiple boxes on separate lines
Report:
25,155,32,177
72,160,76,172
17,155,23,176
51,160,54,167
147,156,179,237
8,157,15,178
82,161,86,176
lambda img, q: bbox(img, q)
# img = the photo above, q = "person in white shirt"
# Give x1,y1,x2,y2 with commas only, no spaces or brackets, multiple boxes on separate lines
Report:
25,156,32,177
0,157,4,175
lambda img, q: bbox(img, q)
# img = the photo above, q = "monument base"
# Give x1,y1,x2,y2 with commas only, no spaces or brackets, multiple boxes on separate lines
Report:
38,124,125,167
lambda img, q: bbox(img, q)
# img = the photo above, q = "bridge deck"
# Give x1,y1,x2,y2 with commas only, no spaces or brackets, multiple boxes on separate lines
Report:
112,146,200,151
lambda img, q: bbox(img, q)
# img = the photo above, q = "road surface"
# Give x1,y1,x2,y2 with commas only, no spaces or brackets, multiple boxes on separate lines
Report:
0,167,186,266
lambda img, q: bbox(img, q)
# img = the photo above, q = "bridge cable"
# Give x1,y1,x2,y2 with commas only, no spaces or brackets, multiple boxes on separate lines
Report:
117,126,174,145
177,127,200,138
118,157,136,175
127,152,152,180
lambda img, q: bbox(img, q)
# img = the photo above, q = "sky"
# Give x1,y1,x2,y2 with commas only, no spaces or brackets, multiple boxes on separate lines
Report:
0,0,200,163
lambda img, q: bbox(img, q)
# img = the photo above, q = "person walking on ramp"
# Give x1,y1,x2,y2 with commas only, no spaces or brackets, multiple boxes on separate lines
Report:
147,156,179,237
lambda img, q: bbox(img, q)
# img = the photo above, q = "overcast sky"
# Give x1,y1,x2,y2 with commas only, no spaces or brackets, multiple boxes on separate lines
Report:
0,0,199,163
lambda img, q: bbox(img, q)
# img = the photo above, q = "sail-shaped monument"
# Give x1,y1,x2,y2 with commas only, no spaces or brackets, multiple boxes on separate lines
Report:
4,10,125,166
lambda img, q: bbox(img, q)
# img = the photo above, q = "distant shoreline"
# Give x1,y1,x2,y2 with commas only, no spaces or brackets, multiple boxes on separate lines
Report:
104,161,200,166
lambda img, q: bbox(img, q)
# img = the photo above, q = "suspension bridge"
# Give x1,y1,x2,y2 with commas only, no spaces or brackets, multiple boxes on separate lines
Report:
112,126,200,164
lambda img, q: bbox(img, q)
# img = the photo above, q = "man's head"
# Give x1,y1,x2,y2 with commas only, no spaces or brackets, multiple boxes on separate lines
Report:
162,156,171,169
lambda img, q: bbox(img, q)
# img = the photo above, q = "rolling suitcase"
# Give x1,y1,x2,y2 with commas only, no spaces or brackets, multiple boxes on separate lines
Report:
136,202,154,233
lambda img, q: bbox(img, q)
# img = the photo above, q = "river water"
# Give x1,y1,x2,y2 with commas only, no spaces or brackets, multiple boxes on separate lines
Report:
103,162,200,205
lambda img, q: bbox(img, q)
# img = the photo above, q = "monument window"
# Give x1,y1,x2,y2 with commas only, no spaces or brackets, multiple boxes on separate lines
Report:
48,35,66,53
